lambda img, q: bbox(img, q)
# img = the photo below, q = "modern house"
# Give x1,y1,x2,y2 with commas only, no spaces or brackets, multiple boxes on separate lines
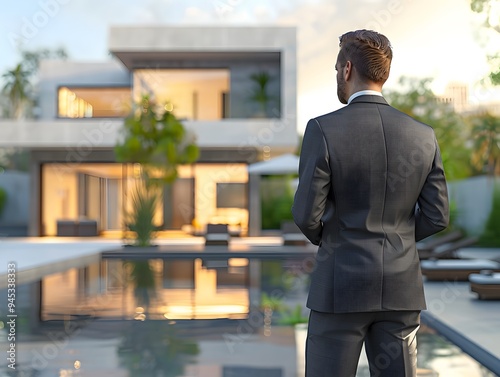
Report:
0,26,297,237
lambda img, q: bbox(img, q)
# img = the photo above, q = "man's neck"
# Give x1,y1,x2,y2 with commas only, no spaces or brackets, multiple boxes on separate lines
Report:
350,82,383,94
347,90,383,105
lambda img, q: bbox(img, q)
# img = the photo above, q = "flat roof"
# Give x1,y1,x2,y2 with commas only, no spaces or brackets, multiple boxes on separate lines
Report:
108,26,296,70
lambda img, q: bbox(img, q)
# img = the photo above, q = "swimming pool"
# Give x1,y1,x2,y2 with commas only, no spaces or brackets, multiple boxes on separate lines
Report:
0,252,497,376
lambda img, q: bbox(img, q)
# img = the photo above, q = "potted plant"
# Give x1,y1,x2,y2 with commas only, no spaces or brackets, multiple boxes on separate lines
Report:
249,71,276,118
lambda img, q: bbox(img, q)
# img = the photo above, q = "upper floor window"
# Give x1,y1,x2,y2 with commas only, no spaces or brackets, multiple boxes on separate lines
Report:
133,67,282,120
58,86,131,118
134,69,230,121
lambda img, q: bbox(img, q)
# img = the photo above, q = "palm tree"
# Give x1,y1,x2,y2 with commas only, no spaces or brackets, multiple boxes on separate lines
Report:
2,63,31,119
470,112,500,176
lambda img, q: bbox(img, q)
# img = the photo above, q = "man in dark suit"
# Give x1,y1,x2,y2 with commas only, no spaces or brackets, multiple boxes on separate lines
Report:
292,30,449,376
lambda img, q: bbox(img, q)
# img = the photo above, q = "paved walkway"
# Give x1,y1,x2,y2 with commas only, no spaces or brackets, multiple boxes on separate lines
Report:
0,238,121,288
424,279,500,360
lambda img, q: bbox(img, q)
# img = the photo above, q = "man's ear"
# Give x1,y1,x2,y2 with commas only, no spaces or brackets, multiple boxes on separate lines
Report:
344,61,352,81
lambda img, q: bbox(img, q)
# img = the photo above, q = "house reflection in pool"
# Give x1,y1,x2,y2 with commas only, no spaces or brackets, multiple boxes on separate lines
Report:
40,256,286,321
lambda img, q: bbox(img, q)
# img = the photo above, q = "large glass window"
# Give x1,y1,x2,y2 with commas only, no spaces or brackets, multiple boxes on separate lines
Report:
58,86,131,118
216,182,247,209
40,162,249,236
133,69,230,121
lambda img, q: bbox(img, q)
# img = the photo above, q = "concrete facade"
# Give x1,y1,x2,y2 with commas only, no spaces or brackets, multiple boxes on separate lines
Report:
0,26,298,236
37,59,131,121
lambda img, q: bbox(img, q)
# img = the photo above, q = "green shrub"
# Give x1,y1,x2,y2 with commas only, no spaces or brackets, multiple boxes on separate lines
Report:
277,304,309,326
0,187,7,217
479,185,500,247
261,176,295,229
125,184,161,246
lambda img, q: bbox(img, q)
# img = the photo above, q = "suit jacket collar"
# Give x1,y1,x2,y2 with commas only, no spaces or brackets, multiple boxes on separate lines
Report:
349,95,389,106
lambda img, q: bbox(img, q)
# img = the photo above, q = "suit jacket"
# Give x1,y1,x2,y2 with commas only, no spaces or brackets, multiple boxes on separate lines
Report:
292,95,449,313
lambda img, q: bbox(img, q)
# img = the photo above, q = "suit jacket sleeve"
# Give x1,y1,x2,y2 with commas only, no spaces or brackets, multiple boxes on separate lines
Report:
415,135,450,241
292,119,331,245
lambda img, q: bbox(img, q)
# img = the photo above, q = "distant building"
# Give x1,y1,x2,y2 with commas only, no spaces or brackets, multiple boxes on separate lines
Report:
437,81,500,116
0,26,297,237
445,82,469,113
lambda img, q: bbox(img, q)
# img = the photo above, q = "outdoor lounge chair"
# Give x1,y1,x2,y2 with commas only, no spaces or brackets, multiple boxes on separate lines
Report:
469,272,500,300
281,221,308,246
204,223,231,246
417,230,464,259
425,236,478,259
421,259,500,281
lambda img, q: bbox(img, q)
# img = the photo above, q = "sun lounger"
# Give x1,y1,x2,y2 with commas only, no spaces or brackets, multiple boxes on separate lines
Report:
204,224,230,246
425,236,478,259
417,230,464,259
469,272,500,300
421,259,500,281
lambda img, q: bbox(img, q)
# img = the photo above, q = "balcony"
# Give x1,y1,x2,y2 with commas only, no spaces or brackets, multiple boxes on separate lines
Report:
0,117,297,149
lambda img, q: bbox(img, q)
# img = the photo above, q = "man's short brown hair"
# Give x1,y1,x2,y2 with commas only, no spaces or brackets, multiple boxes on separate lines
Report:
338,29,392,84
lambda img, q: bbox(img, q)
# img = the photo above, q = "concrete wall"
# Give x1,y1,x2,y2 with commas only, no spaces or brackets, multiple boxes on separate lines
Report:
109,26,297,148
38,59,131,120
1,26,297,152
448,176,499,236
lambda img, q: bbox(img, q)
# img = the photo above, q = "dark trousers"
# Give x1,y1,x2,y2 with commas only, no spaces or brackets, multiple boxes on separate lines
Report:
306,310,420,377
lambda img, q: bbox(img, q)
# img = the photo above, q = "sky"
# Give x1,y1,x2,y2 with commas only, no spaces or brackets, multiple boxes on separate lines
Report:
1,0,499,131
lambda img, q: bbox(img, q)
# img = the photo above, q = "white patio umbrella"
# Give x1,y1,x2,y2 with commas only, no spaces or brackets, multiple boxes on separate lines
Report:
247,153,299,175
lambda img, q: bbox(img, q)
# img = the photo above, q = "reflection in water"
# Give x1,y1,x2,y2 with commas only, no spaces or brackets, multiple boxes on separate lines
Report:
126,260,156,313
416,326,498,377
118,320,199,377
41,257,251,321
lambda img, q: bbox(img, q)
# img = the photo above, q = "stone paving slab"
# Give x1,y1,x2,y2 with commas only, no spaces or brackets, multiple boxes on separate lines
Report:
424,280,500,361
0,238,121,288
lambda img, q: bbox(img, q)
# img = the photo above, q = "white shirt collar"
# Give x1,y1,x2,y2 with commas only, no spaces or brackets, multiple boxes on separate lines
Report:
347,90,383,105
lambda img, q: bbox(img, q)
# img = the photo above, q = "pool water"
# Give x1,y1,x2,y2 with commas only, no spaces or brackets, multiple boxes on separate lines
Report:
0,256,496,376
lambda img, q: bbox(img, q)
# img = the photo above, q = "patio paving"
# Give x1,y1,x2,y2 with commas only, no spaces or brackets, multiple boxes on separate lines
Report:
423,279,500,360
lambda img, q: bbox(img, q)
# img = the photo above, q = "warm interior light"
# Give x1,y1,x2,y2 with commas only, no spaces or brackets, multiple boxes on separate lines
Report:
228,258,249,267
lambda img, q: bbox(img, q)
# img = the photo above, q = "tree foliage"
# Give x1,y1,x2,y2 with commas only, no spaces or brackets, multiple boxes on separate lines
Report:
261,176,295,229
385,77,473,180
115,96,200,186
470,0,500,85
1,64,31,119
116,96,199,246
469,112,500,175
20,47,68,76
1,47,68,119
479,185,500,246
